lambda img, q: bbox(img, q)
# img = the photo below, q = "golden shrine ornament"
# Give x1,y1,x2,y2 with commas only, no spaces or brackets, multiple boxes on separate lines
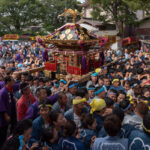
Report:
67,34,73,40
65,29,71,34
60,34,66,40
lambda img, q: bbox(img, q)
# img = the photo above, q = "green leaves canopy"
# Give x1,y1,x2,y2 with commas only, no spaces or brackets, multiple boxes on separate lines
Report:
91,0,137,25
0,0,81,35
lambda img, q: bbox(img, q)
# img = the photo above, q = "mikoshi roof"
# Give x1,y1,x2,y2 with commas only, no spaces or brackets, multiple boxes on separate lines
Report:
37,23,98,51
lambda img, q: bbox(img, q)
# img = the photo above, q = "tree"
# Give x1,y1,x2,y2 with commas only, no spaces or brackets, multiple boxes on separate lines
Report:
40,0,82,32
0,0,81,35
123,0,150,14
91,0,137,27
0,0,43,34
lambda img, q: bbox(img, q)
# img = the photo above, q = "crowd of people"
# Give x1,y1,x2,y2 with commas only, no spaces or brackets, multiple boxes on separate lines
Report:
0,41,150,150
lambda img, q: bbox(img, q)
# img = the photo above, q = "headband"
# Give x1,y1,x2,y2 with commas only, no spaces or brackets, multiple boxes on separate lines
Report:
21,85,30,91
39,104,52,109
68,83,78,89
18,135,24,150
143,124,150,133
73,98,86,105
88,87,96,90
121,104,131,112
127,95,133,101
60,79,67,84
54,83,59,87
95,87,105,95
112,79,119,84
107,92,116,96
131,83,137,88
91,72,99,77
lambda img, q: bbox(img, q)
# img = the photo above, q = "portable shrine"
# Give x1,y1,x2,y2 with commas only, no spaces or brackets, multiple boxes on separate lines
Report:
37,9,106,79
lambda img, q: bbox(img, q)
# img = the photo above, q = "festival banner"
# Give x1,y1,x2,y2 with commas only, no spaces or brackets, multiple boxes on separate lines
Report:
2,34,19,40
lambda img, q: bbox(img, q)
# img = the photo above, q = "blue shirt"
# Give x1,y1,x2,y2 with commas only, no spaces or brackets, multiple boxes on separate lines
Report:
129,130,150,150
98,124,135,138
80,128,96,150
93,113,104,133
60,137,85,150
93,136,128,150
29,115,45,146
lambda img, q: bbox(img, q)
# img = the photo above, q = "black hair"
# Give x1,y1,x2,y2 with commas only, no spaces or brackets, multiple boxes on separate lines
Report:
81,114,95,129
117,90,126,97
109,69,115,74
39,78,44,83
2,119,32,150
57,92,66,100
63,120,76,138
104,115,121,136
95,86,103,91
88,85,95,89
49,110,61,124
99,76,104,80
143,114,150,136
33,77,39,81
41,126,55,143
20,82,29,94
108,89,118,95
119,99,130,111
137,68,144,74
76,88,88,98
105,97,114,107
0,66,5,70
26,75,33,81
4,76,12,84
123,80,131,86
2,136,20,150
35,87,47,96
13,119,32,135
103,76,109,80
143,88,149,95
68,81,77,88
44,77,51,83
21,72,28,76
112,107,124,122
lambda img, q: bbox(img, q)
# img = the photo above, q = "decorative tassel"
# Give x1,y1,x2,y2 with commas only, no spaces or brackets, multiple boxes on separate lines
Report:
82,55,86,70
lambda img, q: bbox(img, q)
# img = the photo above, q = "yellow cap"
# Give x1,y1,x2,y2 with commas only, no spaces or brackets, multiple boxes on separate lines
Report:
90,98,106,114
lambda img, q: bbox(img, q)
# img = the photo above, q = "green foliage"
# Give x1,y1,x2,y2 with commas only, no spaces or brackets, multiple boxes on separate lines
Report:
0,0,81,35
41,0,81,32
91,0,140,25
123,0,150,13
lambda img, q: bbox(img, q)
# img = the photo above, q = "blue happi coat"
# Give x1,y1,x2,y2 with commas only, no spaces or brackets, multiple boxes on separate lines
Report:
98,124,135,138
93,136,128,150
80,128,96,150
129,130,150,150
60,137,85,150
